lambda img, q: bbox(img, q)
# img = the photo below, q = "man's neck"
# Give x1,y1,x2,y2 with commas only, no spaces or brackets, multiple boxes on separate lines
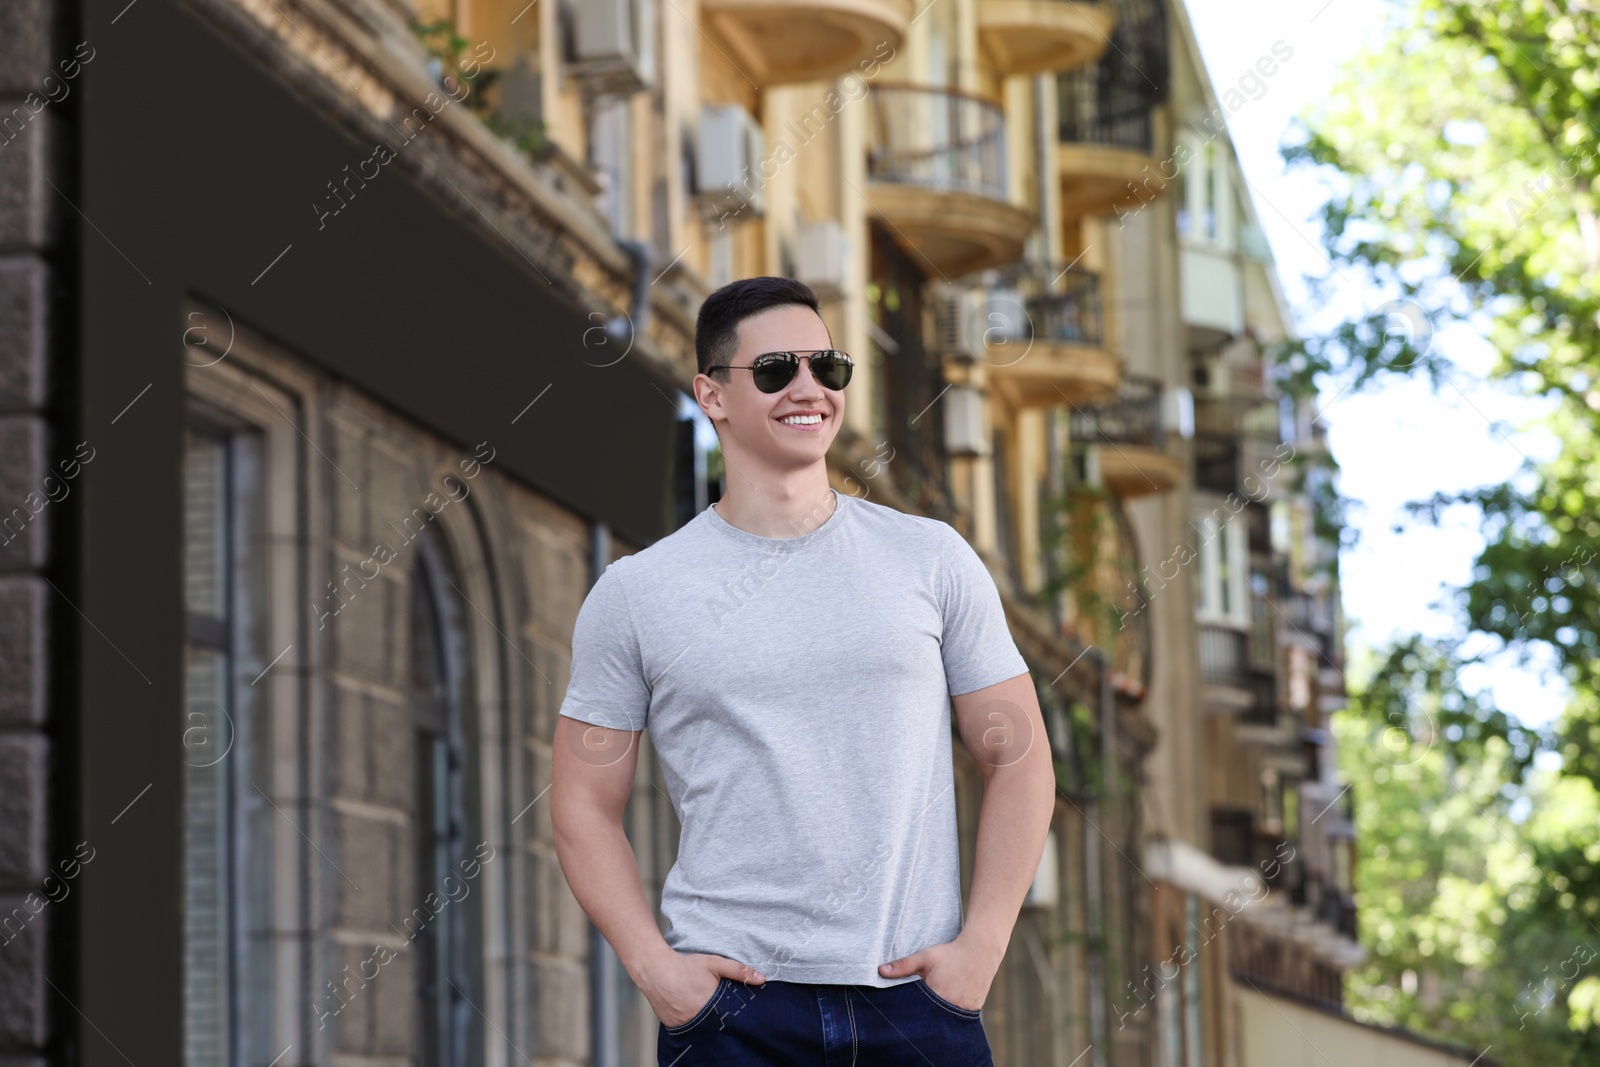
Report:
712,480,837,540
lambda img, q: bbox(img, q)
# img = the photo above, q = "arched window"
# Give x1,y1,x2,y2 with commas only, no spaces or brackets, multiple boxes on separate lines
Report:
408,528,485,1067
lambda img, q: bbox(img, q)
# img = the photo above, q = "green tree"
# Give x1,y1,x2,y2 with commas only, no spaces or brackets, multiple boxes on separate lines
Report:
1277,1,1600,783
1277,0,1600,1056
1339,636,1600,1061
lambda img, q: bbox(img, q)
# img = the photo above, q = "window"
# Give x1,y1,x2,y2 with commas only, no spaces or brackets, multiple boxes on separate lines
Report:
409,529,485,1067
1158,960,1182,1067
1332,836,1353,894
1182,894,1203,1067
1192,506,1248,627
592,96,635,236
182,421,275,1066
1259,769,1282,835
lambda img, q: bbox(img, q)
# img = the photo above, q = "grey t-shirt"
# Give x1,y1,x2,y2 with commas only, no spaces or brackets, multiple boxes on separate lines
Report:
557,488,1030,986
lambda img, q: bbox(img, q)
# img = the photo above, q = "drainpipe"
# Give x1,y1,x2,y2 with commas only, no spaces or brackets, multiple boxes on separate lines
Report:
606,237,654,348
1082,646,1114,1067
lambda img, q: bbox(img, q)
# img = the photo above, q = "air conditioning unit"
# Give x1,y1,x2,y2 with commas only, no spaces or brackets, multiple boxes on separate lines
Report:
984,286,1029,343
697,105,766,221
930,284,986,359
944,383,989,458
794,219,847,298
570,0,657,96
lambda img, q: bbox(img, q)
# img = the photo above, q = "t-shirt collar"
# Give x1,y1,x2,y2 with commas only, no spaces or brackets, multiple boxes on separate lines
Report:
702,488,850,551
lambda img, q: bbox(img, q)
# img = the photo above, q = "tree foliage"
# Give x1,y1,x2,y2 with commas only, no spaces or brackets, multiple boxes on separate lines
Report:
1339,640,1600,1061
1281,1,1600,1056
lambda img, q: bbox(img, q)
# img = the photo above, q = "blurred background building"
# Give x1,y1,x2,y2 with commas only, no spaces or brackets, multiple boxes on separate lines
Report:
0,0,1491,1063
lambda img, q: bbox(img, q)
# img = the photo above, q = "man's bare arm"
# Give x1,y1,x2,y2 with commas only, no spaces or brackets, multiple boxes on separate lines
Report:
549,717,675,983
951,671,1056,965
550,716,765,1025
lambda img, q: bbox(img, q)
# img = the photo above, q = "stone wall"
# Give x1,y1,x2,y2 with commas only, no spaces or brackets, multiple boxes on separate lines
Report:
0,0,71,1061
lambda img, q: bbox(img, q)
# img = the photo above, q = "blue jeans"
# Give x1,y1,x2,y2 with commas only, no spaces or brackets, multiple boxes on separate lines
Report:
656,977,994,1066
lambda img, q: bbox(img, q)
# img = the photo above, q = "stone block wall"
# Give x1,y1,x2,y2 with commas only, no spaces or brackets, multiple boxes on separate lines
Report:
0,0,72,1061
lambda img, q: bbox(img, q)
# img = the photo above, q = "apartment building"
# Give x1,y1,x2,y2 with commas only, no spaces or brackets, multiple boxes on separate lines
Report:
1127,7,1487,1067
0,0,1496,1062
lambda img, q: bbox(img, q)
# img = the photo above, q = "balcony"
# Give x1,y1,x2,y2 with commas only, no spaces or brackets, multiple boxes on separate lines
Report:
1199,623,1277,724
958,261,1120,409
1055,0,1169,218
866,83,1034,276
1068,374,1182,497
1193,394,1285,498
701,0,914,85
977,0,1114,77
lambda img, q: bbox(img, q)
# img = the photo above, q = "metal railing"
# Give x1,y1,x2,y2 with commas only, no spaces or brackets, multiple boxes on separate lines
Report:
1193,394,1282,441
964,260,1105,347
1068,373,1165,449
1199,623,1277,724
1210,808,1254,868
867,83,1008,201
1056,0,1169,152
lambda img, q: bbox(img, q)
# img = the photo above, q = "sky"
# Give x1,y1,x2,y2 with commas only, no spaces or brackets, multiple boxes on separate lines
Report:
1183,0,1571,731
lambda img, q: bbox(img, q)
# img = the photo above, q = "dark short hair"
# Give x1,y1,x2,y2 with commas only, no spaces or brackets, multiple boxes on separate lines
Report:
695,276,823,382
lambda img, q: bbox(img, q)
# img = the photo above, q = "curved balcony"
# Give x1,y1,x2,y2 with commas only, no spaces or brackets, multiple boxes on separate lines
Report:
1069,374,1182,496
866,83,1034,277
701,0,915,86
1198,623,1278,723
977,0,1115,77
954,261,1120,408
1055,0,1170,218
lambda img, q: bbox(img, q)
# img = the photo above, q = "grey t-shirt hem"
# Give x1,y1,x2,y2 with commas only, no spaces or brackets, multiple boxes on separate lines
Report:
752,964,923,988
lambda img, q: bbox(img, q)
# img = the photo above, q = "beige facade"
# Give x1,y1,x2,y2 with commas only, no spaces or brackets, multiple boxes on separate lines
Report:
1238,988,1488,1067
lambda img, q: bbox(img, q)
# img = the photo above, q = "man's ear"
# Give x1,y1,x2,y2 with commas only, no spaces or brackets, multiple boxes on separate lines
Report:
693,374,726,422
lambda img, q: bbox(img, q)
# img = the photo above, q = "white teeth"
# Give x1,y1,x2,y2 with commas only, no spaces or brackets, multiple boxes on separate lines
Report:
781,414,823,425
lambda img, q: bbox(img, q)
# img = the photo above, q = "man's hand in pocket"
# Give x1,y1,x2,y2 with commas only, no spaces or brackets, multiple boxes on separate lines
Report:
879,936,999,1012
640,951,766,1028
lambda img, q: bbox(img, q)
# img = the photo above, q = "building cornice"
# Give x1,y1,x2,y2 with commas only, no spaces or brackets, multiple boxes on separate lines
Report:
179,0,706,388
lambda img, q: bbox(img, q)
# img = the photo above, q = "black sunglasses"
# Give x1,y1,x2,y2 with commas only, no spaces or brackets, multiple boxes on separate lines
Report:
708,349,854,393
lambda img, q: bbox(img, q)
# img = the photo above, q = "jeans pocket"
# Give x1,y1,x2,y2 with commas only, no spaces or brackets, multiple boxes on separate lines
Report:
663,978,729,1035
914,977,983,1018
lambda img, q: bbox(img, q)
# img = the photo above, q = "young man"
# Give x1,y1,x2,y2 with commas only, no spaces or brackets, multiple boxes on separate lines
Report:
550,276,1056,1065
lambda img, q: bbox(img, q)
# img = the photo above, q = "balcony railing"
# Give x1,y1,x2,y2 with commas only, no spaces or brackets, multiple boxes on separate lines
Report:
1194,438,1241,496
1056,0,1169,152
1210,809,1253,868
1068,373,1164,449
867,83,1008,201
1199,623,1277,724
1193,394,1283,441
969,260,1105,347
1316,885,1358,939
1194,394,1284,496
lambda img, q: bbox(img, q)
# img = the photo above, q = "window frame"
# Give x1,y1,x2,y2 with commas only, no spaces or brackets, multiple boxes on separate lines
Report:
1191,502,1249,628
182,325,310,1066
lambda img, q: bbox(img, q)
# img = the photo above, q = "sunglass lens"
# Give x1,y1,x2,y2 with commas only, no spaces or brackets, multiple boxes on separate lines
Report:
814,353,852,390
752,355,798,393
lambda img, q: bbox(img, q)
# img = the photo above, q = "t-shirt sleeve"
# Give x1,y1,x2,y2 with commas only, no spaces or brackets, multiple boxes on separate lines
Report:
938,525,1031,696
558,561,650,731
